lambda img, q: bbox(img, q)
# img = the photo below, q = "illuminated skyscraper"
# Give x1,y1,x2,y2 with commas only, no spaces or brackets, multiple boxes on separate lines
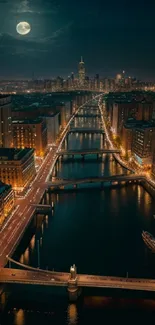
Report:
78,56,85,85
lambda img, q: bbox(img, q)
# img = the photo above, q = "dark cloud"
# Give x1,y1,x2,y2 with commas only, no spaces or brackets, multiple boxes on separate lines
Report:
0,0,155,79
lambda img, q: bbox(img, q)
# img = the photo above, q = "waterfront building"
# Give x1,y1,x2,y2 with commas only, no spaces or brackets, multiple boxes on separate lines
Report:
0,95,12,148
0,181,14,226
12,106,39,119
136,101,153,121
122,119,137,156
111,99,154,137
57,102,71,127
0,148,36,192
111,101,136,136
132,122,155,167
12,118,47,157
44,112,60,144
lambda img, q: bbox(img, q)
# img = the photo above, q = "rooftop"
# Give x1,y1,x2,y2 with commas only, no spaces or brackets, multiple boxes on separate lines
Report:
0,148,34,161
0,181,11,194
12,118,43,125
124,119,155,129
40,111,60,117
0,94,10,99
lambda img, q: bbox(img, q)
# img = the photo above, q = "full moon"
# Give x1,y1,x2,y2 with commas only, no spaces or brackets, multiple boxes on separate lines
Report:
16,22,31,35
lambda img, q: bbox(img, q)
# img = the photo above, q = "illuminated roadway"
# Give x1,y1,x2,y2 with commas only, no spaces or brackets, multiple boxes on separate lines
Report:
1,268,155,292
0,96,102,268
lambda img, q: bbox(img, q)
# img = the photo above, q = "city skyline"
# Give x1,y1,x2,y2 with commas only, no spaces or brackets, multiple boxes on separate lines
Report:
0,0,155,80
1,0,155,321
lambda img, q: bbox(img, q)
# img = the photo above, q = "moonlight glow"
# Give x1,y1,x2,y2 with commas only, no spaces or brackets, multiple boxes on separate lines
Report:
16,22,31,35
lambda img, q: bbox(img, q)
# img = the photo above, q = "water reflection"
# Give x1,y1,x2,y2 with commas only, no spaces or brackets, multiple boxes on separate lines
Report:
67,304,78,325
23,248,29,265
30,235,35,251
45,215,48,228
41,223,44,235
14,309,25,325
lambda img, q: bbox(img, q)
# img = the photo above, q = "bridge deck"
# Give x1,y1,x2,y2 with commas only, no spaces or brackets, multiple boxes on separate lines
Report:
75,114,101,118
47,174,144,188
69,128,104,134
1,268,155,292
57,149,120,155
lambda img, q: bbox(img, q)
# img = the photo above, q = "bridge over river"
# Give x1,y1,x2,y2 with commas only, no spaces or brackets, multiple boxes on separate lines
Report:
1,259,155,301
68,127,104,134
47,174,145,190
56,148,121,158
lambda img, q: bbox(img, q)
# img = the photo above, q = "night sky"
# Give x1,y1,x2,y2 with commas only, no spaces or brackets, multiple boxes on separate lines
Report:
0,0,155,80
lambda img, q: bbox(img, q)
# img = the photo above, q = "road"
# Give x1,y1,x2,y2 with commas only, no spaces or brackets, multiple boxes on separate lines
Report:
0,96,102,268
1,268,155,292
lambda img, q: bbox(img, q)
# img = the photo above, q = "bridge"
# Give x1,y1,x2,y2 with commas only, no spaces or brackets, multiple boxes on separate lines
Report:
75,114,101,118
30,204,53,214
2,258,155,301
68,128,104,134
46,174,145,190
2,267,155,292
56,148,121,158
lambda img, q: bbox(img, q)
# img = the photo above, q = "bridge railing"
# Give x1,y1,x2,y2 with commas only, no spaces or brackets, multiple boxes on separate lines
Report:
6,256,66,275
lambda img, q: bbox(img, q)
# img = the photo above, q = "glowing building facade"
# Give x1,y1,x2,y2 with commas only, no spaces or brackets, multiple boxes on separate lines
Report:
12,118,47,157
0,148,36,192
132,122,155,166
0,181,14,226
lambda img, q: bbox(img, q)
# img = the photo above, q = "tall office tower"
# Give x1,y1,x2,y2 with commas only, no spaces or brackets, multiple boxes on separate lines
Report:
0,95,12,148
78,56,85,85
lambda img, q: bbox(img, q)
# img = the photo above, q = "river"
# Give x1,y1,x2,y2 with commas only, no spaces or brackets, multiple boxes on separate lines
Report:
2,101,155,324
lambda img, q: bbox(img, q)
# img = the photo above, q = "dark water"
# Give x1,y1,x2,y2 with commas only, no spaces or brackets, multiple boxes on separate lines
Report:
2,106,155,324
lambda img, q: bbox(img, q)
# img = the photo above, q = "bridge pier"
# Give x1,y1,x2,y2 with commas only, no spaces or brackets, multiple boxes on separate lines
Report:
67,265,81,302
0,285,9,313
